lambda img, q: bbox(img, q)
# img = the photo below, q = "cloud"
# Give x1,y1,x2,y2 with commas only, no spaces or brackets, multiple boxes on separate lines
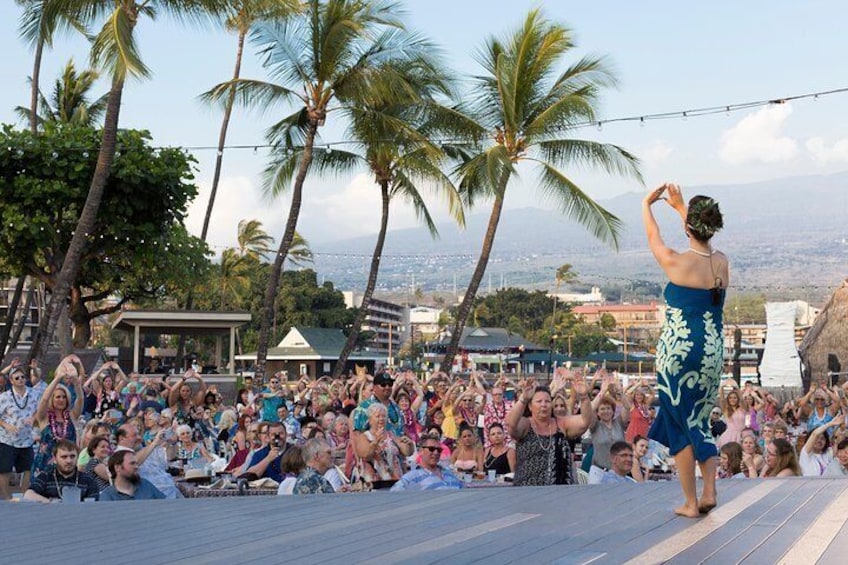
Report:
304,174,424,241
185,176,285,258
806,136,848,164
719,104,798,165
639,140,673,169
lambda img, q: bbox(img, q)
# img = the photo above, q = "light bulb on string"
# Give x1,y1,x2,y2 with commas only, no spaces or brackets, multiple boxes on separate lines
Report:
639,117,645,127
596,121,603,132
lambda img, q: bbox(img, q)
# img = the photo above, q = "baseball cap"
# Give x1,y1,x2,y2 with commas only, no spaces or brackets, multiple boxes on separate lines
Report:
373,372,395,386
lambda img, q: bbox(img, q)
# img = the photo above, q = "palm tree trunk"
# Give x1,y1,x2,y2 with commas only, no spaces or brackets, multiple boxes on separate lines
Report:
7,284,35,352
333,181,390,379
441,194,505,371
30,38,43,133
29,73,126,366
254,120,319,378
201,29,245,241
0,277,26,361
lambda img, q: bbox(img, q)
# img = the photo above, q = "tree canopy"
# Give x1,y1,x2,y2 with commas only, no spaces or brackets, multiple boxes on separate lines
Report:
0,123,210,346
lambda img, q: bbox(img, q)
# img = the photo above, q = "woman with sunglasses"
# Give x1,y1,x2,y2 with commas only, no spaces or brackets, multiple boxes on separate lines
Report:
32,355,84,476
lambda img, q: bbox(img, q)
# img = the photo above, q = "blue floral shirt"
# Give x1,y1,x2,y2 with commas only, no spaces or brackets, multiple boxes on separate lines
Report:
293,466,335,494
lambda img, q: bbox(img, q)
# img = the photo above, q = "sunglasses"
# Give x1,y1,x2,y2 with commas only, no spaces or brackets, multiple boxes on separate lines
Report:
421,445,441,453
269,380,280,384
375,382,393,387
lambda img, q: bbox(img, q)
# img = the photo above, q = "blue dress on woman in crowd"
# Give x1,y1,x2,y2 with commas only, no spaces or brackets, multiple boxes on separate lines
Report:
649,282,725,462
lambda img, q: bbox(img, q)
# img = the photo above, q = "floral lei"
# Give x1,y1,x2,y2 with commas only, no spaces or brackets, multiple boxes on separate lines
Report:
48,409,71,439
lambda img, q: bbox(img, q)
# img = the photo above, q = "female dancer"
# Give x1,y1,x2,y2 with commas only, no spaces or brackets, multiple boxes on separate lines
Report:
644,183,728,518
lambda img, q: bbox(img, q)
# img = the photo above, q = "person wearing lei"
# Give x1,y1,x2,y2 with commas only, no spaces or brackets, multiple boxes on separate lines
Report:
32,355,84,476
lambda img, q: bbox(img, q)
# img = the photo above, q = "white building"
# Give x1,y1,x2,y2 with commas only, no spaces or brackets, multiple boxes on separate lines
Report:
549,286,604,305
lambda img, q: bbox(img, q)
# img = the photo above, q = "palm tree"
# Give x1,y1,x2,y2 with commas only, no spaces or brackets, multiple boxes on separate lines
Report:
439,9,642,371
200,0,300,243
287,232,313,268
218,248,250,309
206,0,416,378
306,54,463,378
29,0,228,365
550,263,577,332
16,59,107,128
15,0,87,134
236,218,274,260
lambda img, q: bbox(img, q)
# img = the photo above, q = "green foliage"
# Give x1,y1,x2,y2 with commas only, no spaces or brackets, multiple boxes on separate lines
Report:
473,288,555,334
0,123,210,334
724,293,767,324
193,265,354,339
16,59,107,128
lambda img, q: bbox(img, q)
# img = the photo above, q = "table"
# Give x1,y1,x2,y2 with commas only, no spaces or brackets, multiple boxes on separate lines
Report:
175,480,278,498
465,479,512,489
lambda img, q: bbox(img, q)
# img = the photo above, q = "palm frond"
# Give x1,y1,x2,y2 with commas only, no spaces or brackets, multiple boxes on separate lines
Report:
200,78,302,114
90,6,150,80
537,139,642,182
534,160,623,249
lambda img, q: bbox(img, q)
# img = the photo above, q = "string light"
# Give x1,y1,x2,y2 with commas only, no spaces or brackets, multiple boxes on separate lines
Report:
5,86,846,156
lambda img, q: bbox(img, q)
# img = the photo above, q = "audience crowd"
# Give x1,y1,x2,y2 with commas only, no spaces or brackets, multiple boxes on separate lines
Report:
1,354,845,503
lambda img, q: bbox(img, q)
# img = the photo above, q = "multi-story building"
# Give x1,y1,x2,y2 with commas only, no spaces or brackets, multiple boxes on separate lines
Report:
343,291,405,361
572,302,664,349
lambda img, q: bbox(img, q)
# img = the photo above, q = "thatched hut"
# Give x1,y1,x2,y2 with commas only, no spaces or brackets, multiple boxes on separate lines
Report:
798,279,848,389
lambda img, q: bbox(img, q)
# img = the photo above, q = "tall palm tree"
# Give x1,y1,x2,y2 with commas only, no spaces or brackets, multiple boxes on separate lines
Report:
15,0,87,134
287,232,313,268
218,248,250,309
16,59,107,127
29,0,229,365
299,53,464,378
206,0,415,378
439,9,642,371
550,263,577,332
236,218,274,260
200,0,300,242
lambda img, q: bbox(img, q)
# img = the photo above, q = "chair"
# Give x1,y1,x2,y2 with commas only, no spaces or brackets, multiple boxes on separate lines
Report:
576,468,589,485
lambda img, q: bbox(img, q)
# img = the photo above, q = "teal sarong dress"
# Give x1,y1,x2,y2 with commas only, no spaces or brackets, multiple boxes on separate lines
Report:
648,282,725,462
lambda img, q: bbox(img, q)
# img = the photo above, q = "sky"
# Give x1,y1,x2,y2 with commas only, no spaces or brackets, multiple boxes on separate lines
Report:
2,1,848,255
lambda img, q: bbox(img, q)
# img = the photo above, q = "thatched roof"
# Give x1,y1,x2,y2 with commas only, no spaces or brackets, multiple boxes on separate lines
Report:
798,279,848,386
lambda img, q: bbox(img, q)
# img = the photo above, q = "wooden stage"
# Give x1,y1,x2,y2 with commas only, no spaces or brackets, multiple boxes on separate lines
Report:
3,477,847,564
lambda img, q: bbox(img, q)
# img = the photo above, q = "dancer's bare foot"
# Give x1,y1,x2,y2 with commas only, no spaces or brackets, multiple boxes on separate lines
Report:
674,503,701,518
698,497,717,514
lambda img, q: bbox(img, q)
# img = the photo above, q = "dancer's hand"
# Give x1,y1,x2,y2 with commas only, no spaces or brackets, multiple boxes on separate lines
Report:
644,185,667,205
664,183,686,213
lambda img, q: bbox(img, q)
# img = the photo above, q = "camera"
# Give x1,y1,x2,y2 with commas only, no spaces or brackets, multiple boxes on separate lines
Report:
272,435,282,449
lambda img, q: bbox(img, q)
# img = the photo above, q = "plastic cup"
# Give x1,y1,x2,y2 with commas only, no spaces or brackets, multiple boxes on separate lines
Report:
488,470,497,483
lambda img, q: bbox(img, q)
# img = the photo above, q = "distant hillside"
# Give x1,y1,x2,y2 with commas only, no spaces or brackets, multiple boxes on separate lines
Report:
312,172,848,301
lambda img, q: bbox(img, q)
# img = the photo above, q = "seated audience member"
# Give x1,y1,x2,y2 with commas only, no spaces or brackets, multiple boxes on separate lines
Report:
599,441,638,484
710,407,727,439
718,442,746,479
763,438,802,477
630,435,651,482
100,450,166,501
84,435,112,493
824,438,848,476
277,403,301,442
293,438,335,494
483,423,515,476
277,447,306,495
24,439,98,502
245,422,288,482
799,418,839,476
227,422,260,473
115,422,180,498
391,432,463,492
